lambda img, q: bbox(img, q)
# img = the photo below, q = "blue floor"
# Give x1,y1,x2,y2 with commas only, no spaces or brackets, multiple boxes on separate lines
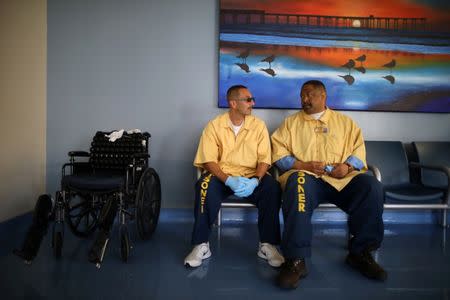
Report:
1,210,449,300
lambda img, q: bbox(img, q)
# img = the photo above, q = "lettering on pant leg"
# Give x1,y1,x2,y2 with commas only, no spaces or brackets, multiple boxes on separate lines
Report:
297,171,306,212
200,174,212,213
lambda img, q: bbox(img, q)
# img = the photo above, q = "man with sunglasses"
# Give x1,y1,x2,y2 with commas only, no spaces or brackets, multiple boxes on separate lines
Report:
271,80,386,289
184,85,284,268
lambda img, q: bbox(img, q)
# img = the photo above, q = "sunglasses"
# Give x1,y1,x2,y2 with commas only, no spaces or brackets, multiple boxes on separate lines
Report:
234,97,256,103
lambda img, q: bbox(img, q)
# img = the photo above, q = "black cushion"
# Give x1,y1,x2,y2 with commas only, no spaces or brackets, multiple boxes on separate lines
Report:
61,174,124,192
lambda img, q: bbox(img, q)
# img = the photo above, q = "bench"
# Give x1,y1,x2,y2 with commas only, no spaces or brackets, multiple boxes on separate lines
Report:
208,141,449,227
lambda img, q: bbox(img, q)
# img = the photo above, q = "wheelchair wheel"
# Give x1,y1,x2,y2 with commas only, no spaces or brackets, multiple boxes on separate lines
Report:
135,168,161,240
119,225,130,262
65,193,101,237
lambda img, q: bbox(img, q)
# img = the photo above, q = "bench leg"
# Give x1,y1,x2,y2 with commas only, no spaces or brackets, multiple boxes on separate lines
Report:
217,209,222,227
441,209,448,228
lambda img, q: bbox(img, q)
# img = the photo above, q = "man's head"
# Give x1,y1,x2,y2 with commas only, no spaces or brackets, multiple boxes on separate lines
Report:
227,85,255,116
300,80,327,115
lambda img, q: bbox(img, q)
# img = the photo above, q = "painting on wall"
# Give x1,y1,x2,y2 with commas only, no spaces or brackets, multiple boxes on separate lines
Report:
218,0,450,113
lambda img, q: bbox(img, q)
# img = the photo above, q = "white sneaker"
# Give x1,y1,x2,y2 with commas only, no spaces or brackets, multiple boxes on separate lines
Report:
184,242,211,267
257,243,285,267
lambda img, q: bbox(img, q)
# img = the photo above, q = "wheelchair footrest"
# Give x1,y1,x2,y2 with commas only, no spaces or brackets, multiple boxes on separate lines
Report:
13,194,53,264
88,230,110,268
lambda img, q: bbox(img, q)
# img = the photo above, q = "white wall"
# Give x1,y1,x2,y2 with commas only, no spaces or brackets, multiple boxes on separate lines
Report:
46,0,450,210
0,0,47,222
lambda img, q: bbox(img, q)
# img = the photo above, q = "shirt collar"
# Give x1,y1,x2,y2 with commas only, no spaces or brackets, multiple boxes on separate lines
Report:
300,107,331,124
219,112,252,130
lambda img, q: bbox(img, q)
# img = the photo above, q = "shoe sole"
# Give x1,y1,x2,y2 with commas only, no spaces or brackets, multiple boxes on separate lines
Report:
257,250,284,267
277,271,308,289
345,256,387,281
184,250,211,268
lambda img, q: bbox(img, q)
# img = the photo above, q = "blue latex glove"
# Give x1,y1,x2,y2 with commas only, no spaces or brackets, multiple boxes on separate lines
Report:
225,176,250,193
234,178,259,198
324,165,334,173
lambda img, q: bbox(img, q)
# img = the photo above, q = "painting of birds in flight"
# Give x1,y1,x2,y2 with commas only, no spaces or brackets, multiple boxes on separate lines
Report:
218,0,450,112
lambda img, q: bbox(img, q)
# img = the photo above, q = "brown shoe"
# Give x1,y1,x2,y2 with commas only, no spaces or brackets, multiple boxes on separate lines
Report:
276,258,308,289
346,250,387,281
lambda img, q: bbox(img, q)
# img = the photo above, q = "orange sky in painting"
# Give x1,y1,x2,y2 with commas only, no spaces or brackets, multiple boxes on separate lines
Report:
222,0,449,24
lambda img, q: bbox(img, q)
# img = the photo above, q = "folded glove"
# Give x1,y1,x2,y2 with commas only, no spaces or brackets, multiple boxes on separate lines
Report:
225,176,250,193
235,178,259,198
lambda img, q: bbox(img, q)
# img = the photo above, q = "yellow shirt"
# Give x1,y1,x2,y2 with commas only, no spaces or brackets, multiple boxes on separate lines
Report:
271,109,367,191
194,112,271,177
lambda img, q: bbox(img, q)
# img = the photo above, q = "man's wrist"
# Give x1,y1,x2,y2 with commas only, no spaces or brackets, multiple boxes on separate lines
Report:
344,162,354,173
250,176,260,183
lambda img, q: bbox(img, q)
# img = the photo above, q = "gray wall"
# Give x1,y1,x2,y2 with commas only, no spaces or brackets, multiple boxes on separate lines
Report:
47,0,450,208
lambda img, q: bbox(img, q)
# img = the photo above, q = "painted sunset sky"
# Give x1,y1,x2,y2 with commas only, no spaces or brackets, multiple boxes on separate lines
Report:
222,0,450,31
219,0,450,112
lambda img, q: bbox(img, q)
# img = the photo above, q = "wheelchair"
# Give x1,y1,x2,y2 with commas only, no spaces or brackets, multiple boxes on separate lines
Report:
52,130,161,268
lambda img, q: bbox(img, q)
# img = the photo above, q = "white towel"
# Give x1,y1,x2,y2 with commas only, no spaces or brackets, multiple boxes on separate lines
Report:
105,129,124,142
126,129,142,134
105,129,142,142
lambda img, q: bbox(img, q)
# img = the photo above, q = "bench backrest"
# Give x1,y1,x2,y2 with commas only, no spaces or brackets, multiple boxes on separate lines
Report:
413,141,450,189
365,141,410,186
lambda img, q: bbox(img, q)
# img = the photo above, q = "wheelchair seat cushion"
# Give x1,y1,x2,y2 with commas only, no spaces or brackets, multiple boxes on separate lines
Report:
61,174,125,192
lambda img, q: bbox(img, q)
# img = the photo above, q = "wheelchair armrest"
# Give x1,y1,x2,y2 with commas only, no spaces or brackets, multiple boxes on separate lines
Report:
61,162,91,177
367,164,381,182
410,162,450,205
68,151,90,157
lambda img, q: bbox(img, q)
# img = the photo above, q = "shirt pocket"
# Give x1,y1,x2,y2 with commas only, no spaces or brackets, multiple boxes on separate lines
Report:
240,135,258,167
325,133,345,162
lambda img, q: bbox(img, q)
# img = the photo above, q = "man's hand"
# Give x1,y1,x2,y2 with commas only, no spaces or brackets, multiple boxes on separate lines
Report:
234,178,259,198
225,176,250,192
300,161,326,176
328,163,350,179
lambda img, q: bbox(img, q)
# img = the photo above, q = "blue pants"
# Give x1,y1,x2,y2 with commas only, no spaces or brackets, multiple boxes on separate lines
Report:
281,172,384,259
191,174,282,245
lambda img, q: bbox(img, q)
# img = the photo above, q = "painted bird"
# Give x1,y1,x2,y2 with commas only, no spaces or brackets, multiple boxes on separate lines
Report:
355,66,366,74
382,59,396,73
382,75,395,84
236,49,250,63
355,54,366,66
235,63,250,73
261,55,275,68
338,74,355,85
259,68,276,77
341,59,355,71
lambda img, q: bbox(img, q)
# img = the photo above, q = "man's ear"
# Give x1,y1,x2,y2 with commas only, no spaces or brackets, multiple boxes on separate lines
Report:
228,100,236,109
